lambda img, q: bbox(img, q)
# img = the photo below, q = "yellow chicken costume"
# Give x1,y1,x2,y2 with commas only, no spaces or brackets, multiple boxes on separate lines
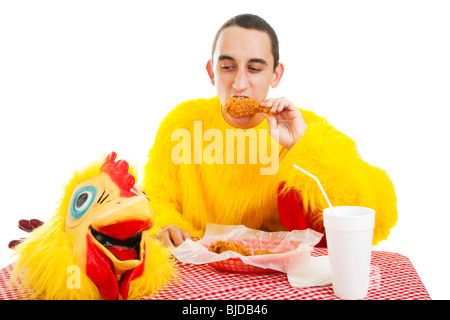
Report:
12,152,174,300
143,97,397,246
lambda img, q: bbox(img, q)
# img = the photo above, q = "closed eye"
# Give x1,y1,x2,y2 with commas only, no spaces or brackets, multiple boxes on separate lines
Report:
248,66,262,72
221,65,235,72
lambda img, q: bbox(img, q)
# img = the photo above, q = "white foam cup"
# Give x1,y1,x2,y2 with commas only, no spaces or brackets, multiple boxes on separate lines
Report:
323,206,375,299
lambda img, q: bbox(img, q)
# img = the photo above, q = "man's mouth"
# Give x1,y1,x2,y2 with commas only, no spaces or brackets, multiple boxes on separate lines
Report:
232,95,251,101
226,96,261,121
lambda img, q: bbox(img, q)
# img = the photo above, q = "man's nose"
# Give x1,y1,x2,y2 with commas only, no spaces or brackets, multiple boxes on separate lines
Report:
232,67,249,91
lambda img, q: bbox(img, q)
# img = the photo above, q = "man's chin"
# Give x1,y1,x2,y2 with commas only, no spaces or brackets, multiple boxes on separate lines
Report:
228,115,255,128
224,112,268,129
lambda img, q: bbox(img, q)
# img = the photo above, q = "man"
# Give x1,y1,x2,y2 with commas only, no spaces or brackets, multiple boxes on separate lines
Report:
143,14,397,248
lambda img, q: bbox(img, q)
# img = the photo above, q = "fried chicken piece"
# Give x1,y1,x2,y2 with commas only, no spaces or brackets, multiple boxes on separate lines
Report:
209,240,280,256
224,97,276,117
209,240,252,256
253,249,277,255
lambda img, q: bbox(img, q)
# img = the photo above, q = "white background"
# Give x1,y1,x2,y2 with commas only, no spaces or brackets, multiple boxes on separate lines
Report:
1,0,449,299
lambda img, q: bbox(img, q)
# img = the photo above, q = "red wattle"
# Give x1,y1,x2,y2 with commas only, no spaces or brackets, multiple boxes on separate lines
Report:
118,245,146,300
86,234,146,300
86,235,119,300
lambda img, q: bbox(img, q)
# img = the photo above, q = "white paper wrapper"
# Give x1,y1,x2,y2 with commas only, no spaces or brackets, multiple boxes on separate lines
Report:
171,224,323,275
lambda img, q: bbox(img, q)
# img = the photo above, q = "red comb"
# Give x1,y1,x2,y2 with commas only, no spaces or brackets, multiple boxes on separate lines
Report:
101,152,137,197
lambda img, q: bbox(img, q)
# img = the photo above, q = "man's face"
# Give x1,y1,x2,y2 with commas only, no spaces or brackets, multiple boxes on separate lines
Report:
207,26,283,129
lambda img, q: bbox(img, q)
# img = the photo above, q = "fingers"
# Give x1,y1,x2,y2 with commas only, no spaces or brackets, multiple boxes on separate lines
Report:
261,112,278,131
260,97,294,115
155,225,192,248
156,230,175,249
169,227,191,246
260,97,306,150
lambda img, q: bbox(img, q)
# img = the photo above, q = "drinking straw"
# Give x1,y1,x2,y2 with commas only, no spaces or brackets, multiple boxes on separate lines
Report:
293,164,334,210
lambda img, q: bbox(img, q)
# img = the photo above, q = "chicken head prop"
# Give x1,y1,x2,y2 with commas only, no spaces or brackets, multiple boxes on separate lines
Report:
12,152,174,300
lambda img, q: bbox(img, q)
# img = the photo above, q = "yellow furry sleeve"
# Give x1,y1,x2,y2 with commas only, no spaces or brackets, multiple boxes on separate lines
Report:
142,100,208,238
277,110,397,245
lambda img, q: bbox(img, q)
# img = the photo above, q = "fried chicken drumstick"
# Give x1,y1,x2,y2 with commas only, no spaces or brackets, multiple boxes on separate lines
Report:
224,97,277,117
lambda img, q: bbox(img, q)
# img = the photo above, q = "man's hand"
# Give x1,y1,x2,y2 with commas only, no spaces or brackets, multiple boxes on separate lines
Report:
155,225,192,248
260,97,307,150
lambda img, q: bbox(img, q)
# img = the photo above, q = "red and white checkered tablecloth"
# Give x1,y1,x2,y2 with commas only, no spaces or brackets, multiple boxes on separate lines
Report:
0,249,430,300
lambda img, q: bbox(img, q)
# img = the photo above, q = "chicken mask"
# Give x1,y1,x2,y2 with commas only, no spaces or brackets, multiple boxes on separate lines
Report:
12,152,174,300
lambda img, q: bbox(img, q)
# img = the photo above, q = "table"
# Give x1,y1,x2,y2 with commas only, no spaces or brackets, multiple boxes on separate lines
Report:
0,248,430,300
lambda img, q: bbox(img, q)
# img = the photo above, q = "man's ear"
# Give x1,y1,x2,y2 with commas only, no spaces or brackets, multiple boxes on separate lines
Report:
206,59,215,85
270,62,284,89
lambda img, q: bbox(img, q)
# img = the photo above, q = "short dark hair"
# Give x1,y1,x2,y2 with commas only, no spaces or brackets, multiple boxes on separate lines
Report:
211,14,280,71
